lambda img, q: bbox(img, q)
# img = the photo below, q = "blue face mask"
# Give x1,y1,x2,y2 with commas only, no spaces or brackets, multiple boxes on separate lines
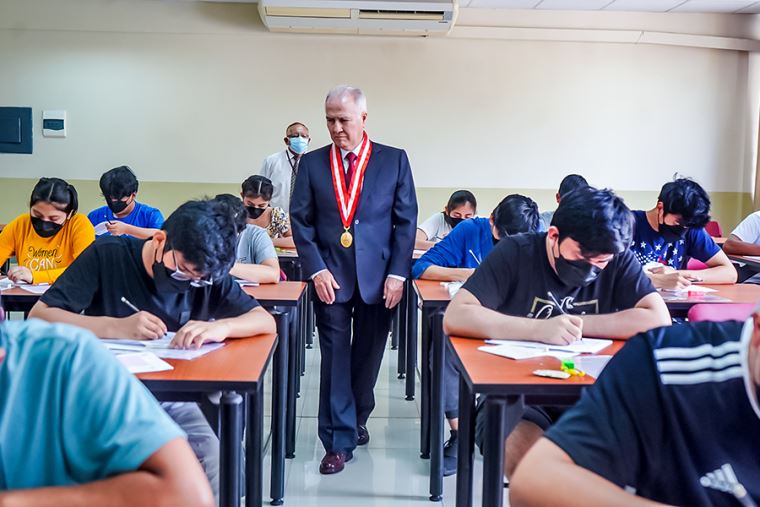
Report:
289,136,309,155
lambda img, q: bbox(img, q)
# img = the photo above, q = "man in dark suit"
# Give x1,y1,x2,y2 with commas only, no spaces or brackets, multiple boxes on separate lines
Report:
291,85,418,474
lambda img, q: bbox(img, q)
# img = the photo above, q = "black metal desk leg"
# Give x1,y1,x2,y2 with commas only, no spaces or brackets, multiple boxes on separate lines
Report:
405,288,418,400
391,303,400,351
420,307,431,459
306,283,314,348
286,310,298,459
482,395,523,507
429,311,445,501
220,391,243,507
246,386,264,507
455,373,475,507
270,313,288,505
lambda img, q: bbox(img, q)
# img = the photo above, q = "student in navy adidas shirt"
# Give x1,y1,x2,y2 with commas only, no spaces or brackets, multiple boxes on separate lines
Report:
630,177,736,290
444,187,672,478
413,194,541,476
88,166,164,239
412,194,543,281
511,310,760,507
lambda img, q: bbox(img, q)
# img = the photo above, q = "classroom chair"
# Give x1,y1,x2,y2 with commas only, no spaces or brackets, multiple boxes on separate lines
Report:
705,220,723,238
686,258,708,270
687,303,754,322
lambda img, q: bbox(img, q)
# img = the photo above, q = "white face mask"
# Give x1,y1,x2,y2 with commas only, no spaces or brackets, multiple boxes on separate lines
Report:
739,318,760,421
288,136,309,155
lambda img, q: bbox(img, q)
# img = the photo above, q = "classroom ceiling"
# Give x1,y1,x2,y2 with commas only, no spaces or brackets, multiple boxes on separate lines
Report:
461,0,760,13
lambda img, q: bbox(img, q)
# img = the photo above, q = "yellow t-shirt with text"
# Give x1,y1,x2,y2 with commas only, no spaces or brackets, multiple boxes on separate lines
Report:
0,213,95,284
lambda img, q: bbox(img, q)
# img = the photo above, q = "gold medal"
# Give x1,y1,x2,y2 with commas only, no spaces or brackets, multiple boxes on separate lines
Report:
340,230,353,248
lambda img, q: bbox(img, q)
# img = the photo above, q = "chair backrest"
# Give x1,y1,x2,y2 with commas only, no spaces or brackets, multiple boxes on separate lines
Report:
705,220,723,237
686,258,708,271
687,303,754,322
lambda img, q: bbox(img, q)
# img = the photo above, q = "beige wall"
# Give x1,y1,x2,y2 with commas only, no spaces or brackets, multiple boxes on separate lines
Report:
0,0,756,229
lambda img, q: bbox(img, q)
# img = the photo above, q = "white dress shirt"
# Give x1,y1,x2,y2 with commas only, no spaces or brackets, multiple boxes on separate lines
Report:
259,149,300,211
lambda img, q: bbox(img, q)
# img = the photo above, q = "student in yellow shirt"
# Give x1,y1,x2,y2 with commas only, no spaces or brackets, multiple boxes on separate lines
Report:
0,177,95,284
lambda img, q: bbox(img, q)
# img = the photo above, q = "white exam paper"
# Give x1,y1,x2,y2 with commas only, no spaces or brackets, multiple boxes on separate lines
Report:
102,332,225,360
93,221,109,236
478,344,577,361
485,337,613,355
115,351,173,374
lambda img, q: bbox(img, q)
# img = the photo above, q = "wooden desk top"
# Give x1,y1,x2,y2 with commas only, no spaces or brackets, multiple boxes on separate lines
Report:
243,281,306,307
413,279,452,307
449,336,625,395
138,333,277,392
661,283,760,308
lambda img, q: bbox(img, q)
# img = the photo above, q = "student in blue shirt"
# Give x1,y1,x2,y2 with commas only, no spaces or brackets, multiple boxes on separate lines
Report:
0,295,213,506
412,194,542,281
413,194,541,475
88,166,164,239
511,309,760,507
630,177,736,290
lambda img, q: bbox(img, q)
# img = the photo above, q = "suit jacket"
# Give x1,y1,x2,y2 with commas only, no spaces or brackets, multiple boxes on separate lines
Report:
290,141,418,305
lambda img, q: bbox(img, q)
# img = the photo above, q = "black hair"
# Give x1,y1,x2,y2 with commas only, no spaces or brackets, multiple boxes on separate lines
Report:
446,190,477,214
242,175,274,201
161,199,238,280
99,166,139,200
558,174,588,198
492,194,540,238
29,177,79,214
552,186,633,257
657,177,711,228
213,193,247,235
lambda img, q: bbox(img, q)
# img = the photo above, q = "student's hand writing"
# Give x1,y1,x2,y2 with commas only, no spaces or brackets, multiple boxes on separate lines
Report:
535,315,583,345
652,272,692,290
120,311,167,340
313,270,340,305
648,265,675,275
105,221,129,236
7,266,33,284
172,321,231,349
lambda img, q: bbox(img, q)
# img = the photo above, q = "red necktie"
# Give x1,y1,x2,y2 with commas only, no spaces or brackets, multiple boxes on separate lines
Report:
345,152,357,192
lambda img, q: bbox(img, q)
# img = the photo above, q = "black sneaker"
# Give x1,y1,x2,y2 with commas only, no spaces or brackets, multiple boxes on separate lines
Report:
443,430,458,476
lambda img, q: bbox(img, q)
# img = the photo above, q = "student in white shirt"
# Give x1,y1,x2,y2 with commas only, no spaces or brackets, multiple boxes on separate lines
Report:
259,122,310,211
415,190,477,251
725,211,760,256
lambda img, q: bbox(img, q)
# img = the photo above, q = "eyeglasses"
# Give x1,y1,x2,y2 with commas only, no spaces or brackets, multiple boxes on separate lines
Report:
169,249,213,288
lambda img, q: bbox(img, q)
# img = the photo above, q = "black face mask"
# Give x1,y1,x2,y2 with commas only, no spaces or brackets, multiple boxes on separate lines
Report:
152,255,191,294
555,253,602,287
31,216,64,238
107,198,130,214
246,206,266,219
444,213,465,229
659,223,687,243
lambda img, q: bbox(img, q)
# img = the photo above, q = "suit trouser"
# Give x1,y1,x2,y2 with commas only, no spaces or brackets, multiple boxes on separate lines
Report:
314,288,392,453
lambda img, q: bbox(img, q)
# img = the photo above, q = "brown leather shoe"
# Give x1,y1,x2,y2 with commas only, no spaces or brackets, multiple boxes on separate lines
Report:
357,425,370,446
319,450,353,475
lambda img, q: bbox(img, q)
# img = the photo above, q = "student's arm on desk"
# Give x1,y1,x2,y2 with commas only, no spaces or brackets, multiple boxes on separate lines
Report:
510,439,670,507
580,293,671,339
0,439,214,507
29,302,168,340
419,265,474,282
443,289,583,346
272,236,295,249
171,306,276,349
230,259,280,284
678,249,737,284
415,229,435,251
105,222,159,240
723,234,760,256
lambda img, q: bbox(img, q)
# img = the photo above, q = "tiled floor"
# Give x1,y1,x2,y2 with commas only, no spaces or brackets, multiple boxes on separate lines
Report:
260,336,493,507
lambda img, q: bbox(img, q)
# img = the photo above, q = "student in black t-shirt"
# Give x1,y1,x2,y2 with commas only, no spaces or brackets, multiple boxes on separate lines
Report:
443,187,672,478
511,310,760,507
29,198,276,500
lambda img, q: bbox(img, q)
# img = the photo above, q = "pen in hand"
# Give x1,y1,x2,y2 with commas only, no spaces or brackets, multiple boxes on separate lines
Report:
120,296,140,314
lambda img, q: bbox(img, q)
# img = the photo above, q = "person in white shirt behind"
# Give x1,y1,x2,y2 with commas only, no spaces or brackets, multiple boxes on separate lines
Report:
415,190,477,251
723,211,760,283
259,122,310,211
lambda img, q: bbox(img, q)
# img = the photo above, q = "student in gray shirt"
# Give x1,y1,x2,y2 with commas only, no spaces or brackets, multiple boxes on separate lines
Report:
215,194,281,284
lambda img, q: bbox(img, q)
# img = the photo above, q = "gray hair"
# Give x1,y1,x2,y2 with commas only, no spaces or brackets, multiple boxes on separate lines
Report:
325,85,367,112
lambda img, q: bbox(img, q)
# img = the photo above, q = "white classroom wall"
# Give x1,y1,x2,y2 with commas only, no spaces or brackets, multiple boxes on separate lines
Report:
0,0,757,197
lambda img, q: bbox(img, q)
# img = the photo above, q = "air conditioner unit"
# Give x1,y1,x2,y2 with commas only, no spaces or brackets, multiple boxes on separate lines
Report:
258,0,458,36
